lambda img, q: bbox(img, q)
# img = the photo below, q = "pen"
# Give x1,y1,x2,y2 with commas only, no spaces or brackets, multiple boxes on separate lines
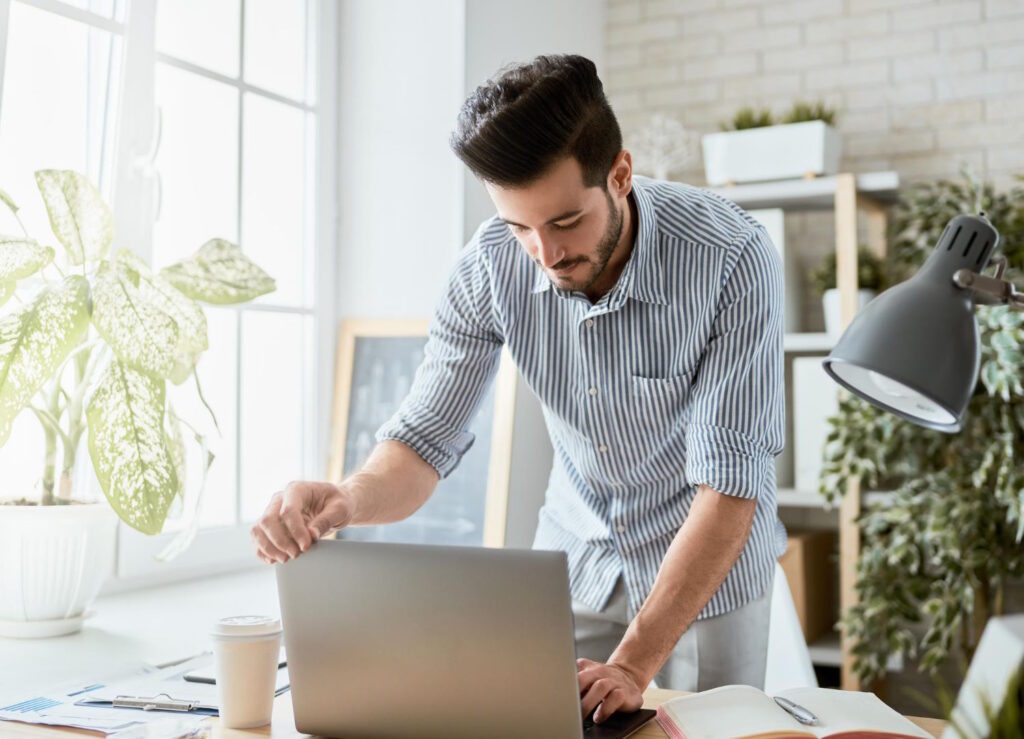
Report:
773,696,819,725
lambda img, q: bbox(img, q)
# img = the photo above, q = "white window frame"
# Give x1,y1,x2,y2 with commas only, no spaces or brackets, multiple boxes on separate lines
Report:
0,0,338,593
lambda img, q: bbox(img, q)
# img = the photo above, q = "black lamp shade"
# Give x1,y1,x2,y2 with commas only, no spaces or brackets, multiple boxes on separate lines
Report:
822,214,1000,433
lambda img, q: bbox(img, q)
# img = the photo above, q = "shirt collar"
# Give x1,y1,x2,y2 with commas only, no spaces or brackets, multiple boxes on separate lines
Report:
530,177,668,306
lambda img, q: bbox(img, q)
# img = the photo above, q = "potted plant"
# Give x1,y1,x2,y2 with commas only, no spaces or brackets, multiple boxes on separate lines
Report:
809,247,886,339
0,170,274,638
701,100,840,186
818,168,1024,689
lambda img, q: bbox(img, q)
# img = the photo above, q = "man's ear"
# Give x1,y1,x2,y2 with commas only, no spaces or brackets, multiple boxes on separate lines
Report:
607,150,632,199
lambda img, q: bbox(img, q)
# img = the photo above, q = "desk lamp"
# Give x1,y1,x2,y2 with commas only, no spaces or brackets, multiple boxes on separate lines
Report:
822,213,1024,433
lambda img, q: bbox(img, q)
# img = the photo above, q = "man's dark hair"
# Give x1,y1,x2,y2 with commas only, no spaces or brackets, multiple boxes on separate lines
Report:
450,54,622,189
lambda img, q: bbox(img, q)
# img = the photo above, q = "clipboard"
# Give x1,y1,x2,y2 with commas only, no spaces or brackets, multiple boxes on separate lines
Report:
109,692,218,714
75,653,289,716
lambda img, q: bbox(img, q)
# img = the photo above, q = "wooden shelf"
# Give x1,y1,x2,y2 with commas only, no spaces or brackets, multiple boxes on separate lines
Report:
783,332,834,353
722,171,899,691
707,171,900,211
777,488,894,510
777,488,832,508
808,631,904,671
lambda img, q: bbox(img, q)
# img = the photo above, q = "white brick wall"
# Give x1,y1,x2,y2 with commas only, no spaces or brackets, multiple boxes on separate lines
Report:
604,0,1024,192
604,0,1024,332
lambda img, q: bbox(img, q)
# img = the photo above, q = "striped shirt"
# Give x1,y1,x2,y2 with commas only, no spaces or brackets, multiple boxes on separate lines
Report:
376,176,787,620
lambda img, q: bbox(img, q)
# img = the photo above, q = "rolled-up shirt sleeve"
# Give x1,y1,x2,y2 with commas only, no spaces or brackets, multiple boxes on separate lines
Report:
685,226,785,500
374,240,504,479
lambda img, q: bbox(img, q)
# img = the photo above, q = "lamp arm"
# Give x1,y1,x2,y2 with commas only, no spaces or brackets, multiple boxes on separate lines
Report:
953,257,1024,309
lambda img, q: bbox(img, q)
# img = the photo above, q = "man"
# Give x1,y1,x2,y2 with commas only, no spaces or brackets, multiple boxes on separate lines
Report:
252,54,785,725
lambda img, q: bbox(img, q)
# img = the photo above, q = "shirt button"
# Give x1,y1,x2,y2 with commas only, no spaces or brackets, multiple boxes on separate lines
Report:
616,524,626,534
585,318,595,328
598,444,608,453
588,387,598,397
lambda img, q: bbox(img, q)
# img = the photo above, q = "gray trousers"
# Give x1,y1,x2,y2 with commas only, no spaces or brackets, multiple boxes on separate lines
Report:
571,573,773,692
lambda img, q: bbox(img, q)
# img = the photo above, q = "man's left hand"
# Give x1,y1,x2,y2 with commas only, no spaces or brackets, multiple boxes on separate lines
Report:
576,658,645,723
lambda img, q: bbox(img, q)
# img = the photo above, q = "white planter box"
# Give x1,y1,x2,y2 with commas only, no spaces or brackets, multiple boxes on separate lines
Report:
701,120,841,186
0,502,117,637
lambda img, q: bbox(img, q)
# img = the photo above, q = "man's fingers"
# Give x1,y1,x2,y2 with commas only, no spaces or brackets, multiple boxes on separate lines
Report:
251,527,290,564
580,677,613,718
576,662,609,693
593,688,626,723
279,487,314,553
260,498,301,559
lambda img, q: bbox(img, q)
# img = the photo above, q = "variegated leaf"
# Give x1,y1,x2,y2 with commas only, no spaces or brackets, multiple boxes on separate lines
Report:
0,275,90,445
91,261,180,378
160,238,275,305
0,237,55,281
165,404,186,502
114,248,150,277
156,406,216,561
34,170,113,265
0,187,19,215
86,360,178,535
115,250,208,384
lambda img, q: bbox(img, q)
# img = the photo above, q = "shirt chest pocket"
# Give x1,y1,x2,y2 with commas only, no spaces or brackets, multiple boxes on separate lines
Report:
629,372,694,435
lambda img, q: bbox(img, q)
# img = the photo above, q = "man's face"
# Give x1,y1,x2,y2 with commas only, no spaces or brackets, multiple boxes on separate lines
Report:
486,157,624,295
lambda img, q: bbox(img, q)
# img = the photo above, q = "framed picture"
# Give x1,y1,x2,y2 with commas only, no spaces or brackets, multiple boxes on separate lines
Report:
327,318,518,548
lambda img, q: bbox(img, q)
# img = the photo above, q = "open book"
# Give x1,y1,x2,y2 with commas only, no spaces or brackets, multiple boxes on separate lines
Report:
656,685,933,739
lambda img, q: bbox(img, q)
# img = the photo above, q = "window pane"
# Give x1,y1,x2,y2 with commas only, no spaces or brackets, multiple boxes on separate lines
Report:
239,312,309,522
156,0,239,78
55,0,128,22
244,0,309,102
241,94,310,307
153,63,239,269
164,308,239,531
0,1,122,239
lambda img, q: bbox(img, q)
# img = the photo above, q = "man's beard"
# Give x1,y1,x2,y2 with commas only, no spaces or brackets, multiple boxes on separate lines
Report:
547,192,624,293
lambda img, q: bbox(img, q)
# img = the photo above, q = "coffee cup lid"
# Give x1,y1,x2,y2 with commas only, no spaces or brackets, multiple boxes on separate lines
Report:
212,615,282,637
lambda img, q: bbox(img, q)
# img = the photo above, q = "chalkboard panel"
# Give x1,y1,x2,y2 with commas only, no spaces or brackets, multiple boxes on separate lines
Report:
328,319,516,547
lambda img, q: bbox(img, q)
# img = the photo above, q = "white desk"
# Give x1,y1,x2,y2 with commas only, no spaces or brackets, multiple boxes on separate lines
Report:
0,568,278,696
0,569,947,738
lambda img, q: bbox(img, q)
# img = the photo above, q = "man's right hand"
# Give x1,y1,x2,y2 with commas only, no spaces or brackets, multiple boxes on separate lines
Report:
250,481,353,564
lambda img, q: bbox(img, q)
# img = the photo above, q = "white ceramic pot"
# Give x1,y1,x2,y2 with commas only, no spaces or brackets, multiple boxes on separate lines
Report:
701,120,841,186
0,501,117,638
823,288,877,340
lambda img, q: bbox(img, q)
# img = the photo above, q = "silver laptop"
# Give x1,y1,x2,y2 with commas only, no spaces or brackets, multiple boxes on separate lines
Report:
275,539,655,739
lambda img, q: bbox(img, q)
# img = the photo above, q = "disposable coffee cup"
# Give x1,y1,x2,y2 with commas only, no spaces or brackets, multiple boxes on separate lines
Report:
211,615,282,729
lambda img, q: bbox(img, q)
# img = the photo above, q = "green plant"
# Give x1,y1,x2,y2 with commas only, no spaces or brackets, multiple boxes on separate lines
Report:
819,169,1024,685
809,247,887,296
781,100,837,126
719,106,773,131
970,669,1024,739
0,170,274,543
908,663,1024,739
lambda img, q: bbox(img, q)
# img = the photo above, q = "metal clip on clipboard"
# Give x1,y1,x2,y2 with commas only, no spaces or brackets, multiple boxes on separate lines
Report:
111,693,199,712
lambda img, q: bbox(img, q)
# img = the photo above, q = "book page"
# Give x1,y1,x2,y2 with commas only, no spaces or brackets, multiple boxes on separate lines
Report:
778,688,932,738
659,685,815,739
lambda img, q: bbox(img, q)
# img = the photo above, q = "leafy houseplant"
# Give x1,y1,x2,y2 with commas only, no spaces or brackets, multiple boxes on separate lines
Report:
819,169,1024,685
809,247,887,297
810,247,886,339
0,170,274,635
